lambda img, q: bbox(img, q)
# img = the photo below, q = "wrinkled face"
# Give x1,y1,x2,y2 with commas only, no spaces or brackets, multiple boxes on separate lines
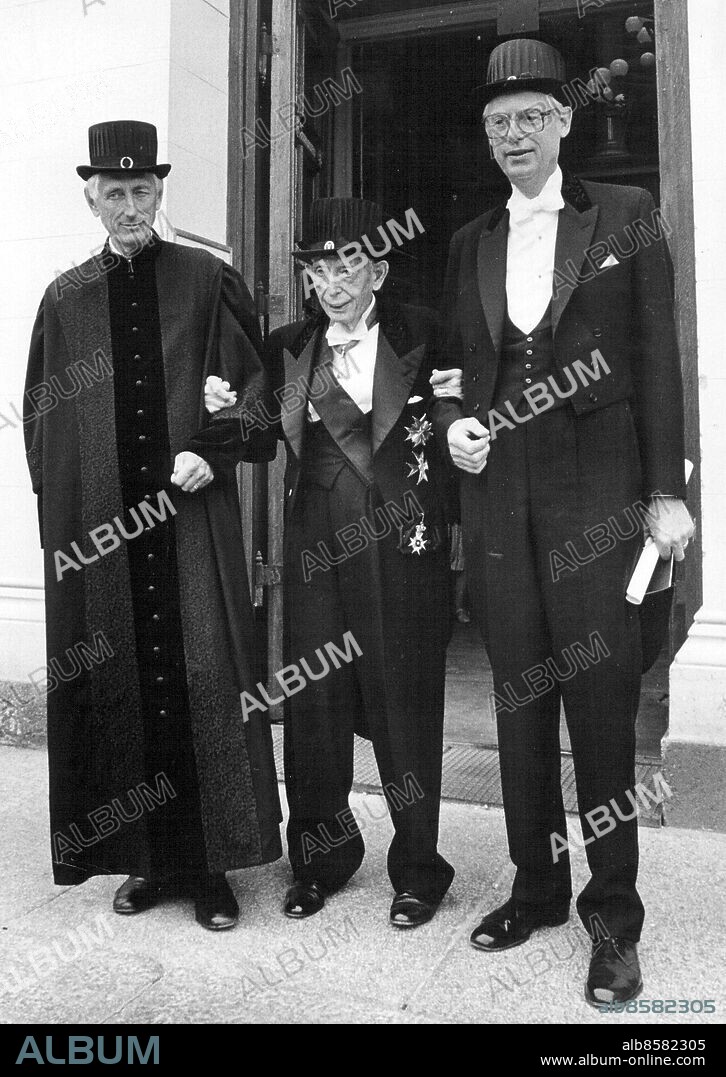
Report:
85,172,162,255
306,253,389,330
484,90,572,194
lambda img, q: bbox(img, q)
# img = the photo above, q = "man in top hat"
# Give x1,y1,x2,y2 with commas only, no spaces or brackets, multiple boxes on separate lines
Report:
432,41,694,1003
209,198,455,926
24,120,281,930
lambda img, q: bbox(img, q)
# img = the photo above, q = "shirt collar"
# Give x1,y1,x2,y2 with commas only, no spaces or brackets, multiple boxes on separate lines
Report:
326,296,378,347
107,228,161,261
507,166,564,222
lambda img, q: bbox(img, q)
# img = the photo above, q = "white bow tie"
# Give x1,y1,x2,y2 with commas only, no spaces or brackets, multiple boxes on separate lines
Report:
508,187,565,226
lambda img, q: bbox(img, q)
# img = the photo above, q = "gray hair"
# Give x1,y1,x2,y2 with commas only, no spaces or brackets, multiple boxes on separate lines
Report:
85,173,164,201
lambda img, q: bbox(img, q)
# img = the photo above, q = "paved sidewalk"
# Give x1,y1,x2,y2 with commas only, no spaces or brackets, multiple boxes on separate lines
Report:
1,745,724,1025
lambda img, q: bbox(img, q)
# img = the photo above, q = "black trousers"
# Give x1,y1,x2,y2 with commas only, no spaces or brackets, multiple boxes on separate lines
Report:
466,400,645,941
283,468,454,904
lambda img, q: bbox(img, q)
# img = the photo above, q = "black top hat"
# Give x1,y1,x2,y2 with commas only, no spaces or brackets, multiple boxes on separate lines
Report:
77,121,171,180
292,198,391,262
478,39,567,107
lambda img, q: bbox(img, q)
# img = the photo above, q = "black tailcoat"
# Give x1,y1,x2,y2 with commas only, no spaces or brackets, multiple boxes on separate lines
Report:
267,299,455,901
432,177,687,940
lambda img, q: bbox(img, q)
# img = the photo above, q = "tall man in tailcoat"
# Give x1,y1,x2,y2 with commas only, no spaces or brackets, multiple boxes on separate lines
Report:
24,121,281,931
432,42,694,1002
209,199,455,926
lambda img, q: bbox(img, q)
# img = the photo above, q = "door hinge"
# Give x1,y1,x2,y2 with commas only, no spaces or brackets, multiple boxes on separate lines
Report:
258,23,273,86
255,281,269,318
254,551,283,607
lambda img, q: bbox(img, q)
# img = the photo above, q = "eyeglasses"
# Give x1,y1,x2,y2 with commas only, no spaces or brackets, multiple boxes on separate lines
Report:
483,108,557,140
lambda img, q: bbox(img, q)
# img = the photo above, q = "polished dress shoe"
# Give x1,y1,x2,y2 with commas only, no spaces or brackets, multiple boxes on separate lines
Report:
470,898,569,951
194,873,239,931
112,876,160,915
390,891,439,929
283,880,327,919
586,937,642,1008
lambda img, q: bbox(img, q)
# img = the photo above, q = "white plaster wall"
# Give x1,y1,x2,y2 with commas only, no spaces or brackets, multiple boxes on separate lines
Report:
669,0,726,744
167,0,231,242
0,0,170,679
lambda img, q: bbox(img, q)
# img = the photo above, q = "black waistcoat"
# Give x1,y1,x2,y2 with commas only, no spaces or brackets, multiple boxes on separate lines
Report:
301,340,373,490
492,304,563,412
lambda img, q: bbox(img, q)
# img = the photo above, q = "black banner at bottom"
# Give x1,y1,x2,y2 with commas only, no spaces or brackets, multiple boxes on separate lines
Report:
0,1021,722,1068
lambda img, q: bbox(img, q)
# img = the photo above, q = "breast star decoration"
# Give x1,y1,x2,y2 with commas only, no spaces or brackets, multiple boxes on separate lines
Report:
408,516,429,556
405,415,433,449
407,451,429,485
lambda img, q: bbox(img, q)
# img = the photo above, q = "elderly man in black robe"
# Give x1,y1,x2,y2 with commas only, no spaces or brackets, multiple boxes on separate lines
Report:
24,121,281,931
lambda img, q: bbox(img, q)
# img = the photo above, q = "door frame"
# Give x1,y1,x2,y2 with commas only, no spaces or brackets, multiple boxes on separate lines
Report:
227,0,701,697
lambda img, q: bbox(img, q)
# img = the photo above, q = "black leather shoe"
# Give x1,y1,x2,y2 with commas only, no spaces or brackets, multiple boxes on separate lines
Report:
470,898,570,951
194,874,239,931
113,876,160,915
390,891,439,929
283,880,327,919
586,937,642,1008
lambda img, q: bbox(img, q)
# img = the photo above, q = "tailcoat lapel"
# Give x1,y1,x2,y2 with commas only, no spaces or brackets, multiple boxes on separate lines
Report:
477,209,509,358
371,332,426,455
282,331,318,461
552,200,599,336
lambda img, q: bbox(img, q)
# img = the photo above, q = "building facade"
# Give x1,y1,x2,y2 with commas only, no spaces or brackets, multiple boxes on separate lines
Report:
1,0,723,813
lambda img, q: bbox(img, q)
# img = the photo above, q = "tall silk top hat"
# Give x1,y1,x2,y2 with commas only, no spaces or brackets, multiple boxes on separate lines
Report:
478,38,567,106
292,197,390,262
76,121,172,181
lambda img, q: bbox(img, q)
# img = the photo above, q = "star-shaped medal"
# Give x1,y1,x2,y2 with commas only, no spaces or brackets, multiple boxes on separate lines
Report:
408,519,428,555
405,415,433,449
407,451,429,485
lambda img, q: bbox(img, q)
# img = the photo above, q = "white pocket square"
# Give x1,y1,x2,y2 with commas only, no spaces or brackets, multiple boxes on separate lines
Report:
599,254,620,269
408,395,424,404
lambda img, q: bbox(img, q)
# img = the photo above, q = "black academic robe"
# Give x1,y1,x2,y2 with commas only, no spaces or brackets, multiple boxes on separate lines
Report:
25,237,281,885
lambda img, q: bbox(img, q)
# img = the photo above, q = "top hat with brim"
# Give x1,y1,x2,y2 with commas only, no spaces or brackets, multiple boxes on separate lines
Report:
77,121,171,180
292,197,410,262
477,39,567,107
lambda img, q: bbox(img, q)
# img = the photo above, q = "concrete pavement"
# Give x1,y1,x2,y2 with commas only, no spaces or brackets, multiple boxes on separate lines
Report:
1,744,724,1025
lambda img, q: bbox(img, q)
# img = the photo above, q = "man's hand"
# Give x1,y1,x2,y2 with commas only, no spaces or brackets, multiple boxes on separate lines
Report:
171,452,214,493
205,376,237,414
447,417,490,474
430,368,463,400
647,496,695,561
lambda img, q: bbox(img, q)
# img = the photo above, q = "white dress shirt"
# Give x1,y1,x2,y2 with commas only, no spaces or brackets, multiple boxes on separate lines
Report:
505,166,565,334
309,297,379,421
